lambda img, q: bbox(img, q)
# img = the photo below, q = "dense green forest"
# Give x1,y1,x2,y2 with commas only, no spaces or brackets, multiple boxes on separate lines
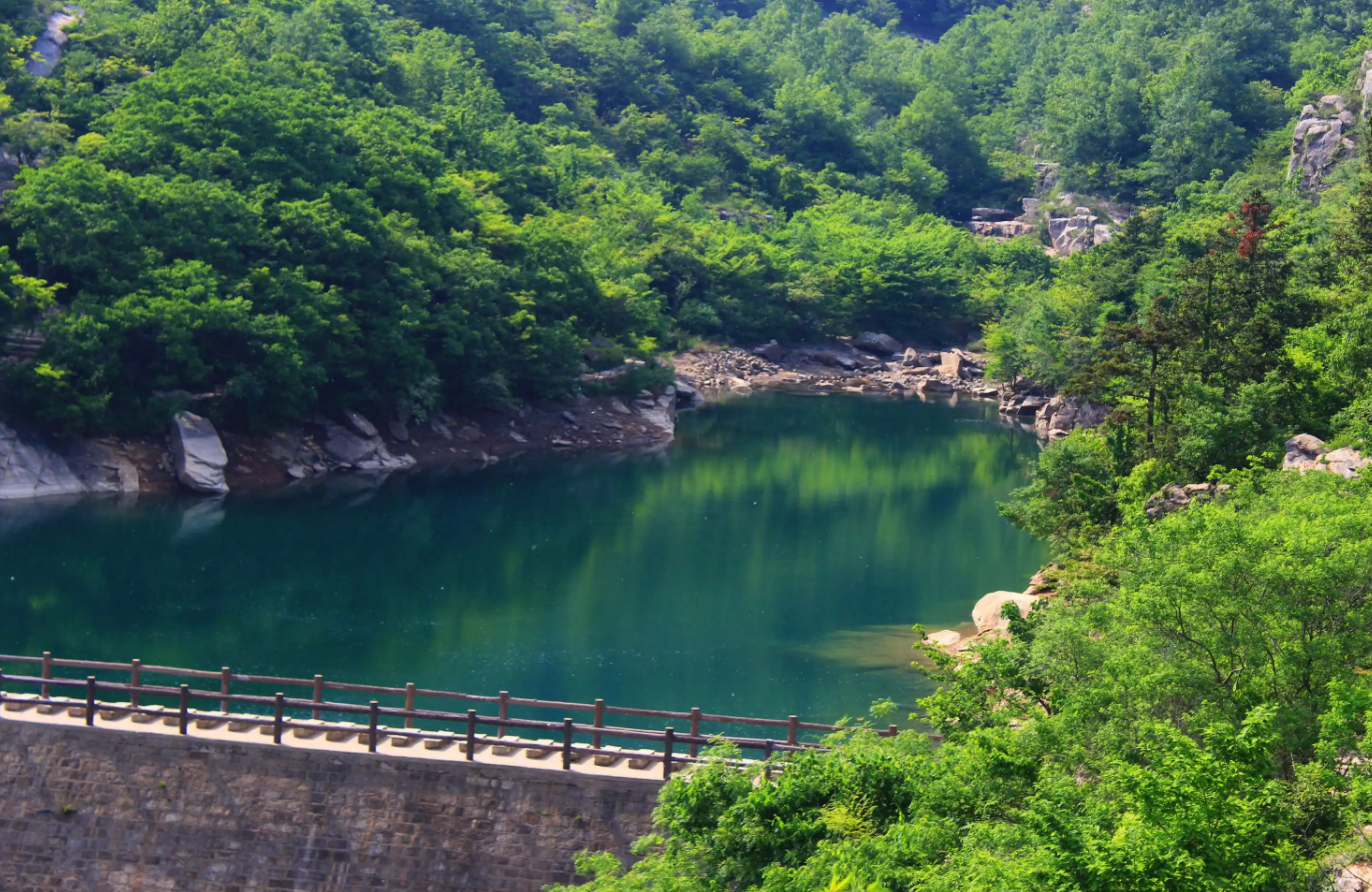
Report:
7,0,1369,434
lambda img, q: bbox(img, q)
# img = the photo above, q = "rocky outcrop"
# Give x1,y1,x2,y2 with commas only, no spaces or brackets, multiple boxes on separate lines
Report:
1032,396,1108,440
1048,208,1110,256
965,220,1035,239
1282,434,1370,478
1289,95,1356,194
1334,860,1372,892
1144,483,1231,520
0,420,86,500
322,413,416,472
853,332,902,356
25,9,79,77
1360,51,1372,121
634,391,677,436
171,412,229,494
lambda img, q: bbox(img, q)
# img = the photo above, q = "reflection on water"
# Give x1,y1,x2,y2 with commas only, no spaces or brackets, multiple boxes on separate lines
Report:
0,394,1046,726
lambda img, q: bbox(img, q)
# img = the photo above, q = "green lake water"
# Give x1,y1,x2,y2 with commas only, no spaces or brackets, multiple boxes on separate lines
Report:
0,394,1045,732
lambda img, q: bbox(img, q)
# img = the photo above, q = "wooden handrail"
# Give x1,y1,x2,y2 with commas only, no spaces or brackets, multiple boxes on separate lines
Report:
0,653,867,741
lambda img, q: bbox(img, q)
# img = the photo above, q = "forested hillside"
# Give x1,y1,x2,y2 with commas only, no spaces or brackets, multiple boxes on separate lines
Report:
3,0,1368,435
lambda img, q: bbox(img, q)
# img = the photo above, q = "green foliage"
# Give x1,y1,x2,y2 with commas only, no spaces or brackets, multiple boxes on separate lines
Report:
1000,430,1120,553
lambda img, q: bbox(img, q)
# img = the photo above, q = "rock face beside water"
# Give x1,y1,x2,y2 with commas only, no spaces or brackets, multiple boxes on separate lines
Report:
0,420,85,500
171,411,229,494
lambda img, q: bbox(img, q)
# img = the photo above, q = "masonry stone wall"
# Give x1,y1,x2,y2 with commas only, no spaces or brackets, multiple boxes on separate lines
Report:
0,721,660,891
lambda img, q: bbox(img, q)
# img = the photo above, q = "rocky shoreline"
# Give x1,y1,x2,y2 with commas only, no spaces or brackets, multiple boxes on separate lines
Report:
0,336,1115,503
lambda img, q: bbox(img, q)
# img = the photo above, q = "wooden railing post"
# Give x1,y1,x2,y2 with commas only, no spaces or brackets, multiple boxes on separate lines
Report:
689,707,701,757
763,739,774,780
466,710,477,761
311,675,323,721
130,659,141,708
273,693,285,744
562,718,573,771
663,727,675,780
0,669,5,708
220,667,231,713
41,652,51,699
593,699,604,749
85,676,96,727
368,701,379,753
887,724,898,738
497,691,509,738
787,715,798,747
179,685,190,735
404,683,416,729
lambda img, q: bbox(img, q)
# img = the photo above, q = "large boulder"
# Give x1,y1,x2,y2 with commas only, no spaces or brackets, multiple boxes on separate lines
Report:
1289,95,1356,194
854,332,902,356
342,408,379,439
939,351,967,379
0,420,86,500
753,340,787,362
972,591,1041,634
171,412,229,494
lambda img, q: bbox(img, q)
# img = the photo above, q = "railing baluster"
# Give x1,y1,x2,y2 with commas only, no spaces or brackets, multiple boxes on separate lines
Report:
41,652,51,699
404,682,415,729
368,701,379,753
130,659,141,708
466,709,476,761
220,667,231,713
663,727,675,780
562,718,573,770
787,715,798,747
593,699,604,749
312,675,323,721
273,693,284,744
179,685,189,735
497,691,508,739
85,676,95,727
689,707,701,757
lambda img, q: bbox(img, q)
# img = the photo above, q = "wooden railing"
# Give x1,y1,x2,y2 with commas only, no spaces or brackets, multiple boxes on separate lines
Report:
0,653,899,780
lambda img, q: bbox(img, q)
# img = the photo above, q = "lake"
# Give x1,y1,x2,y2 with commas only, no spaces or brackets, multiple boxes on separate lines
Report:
0,393,1045,732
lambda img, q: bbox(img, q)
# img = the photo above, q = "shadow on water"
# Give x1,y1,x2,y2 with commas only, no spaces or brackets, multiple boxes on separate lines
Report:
0,394,1046,728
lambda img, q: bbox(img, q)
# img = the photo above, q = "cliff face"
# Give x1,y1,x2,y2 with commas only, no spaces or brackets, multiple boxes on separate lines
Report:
1289,95,1356,194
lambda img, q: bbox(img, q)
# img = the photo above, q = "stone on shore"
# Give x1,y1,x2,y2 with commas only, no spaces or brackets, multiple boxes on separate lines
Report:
322,422,416,472
342,409,379,439
925,629,962,648
853,332,902,356
171,411,229,495
972,591,1041,634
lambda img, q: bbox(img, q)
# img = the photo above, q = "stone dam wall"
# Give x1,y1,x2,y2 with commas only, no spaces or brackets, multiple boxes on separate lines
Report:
0,719,660,891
